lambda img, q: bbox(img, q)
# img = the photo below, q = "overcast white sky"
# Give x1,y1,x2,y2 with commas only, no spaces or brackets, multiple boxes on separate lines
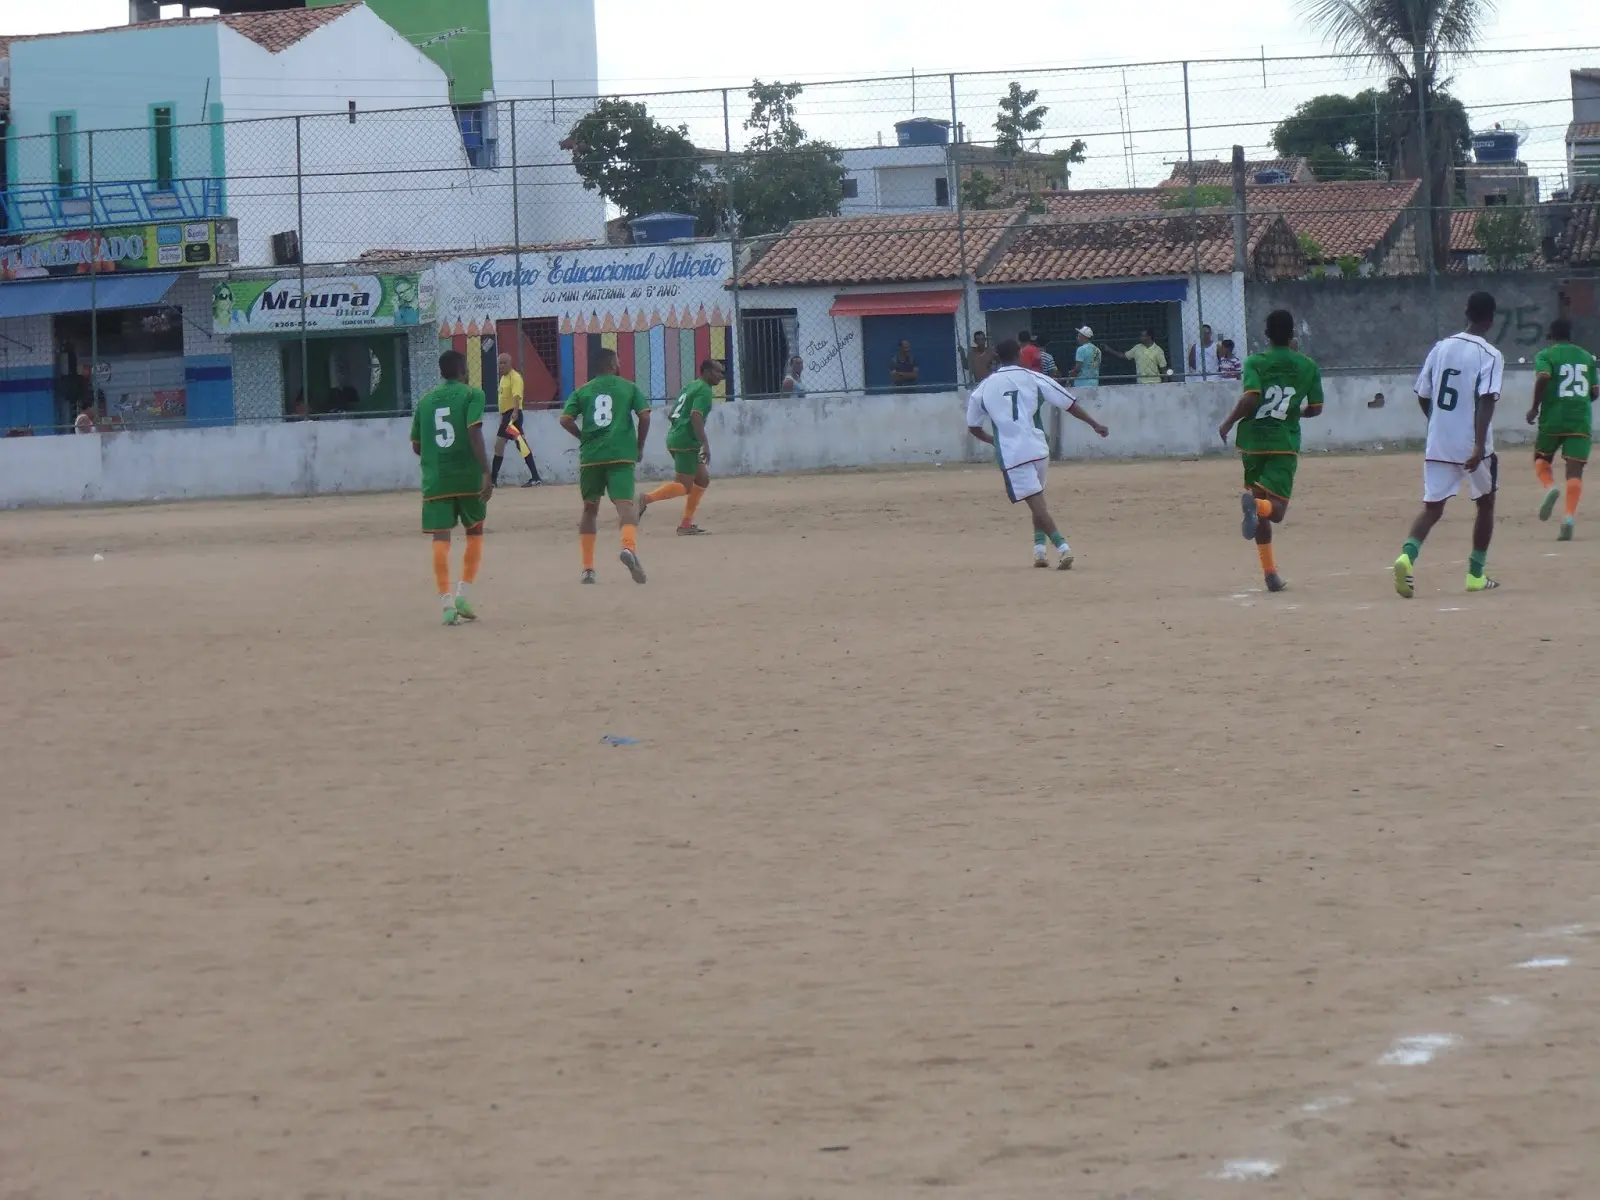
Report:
8,0,1600,186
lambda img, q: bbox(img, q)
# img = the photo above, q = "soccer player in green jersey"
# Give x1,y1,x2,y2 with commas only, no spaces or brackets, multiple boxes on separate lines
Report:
1527,318,1597,541
1217,309,1324,593
561,347,652,584
638,358,723,535
410,350,494,625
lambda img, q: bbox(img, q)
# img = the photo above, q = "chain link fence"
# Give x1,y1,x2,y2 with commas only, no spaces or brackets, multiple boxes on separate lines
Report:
2,46,1597,434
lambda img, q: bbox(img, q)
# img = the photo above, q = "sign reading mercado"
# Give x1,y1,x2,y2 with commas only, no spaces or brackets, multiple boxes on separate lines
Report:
216,273,435,335
435,243,731,329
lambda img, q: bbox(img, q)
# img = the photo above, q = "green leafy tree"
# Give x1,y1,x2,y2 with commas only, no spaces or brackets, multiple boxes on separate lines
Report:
995,83,1048,158
962,168,1004,211
564,98,704,223
721,81,846,237
1298,0,1494,269
1047,143,1088,189
1272,87,1471,183
1475,206,1538,271
1159,184,1235,210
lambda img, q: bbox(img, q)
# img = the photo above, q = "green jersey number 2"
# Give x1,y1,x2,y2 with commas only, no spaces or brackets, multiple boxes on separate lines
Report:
1254,385,1295,421
670,391,690,420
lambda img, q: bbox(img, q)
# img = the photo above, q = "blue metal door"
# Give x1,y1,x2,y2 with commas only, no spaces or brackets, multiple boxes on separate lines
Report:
862,313,957,393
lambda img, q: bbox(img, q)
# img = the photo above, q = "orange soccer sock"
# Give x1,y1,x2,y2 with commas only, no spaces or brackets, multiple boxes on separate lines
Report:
682,484,706,524
462,534,483,584
1566,477,1583,518
621,524,638,552
580,533,596,571
646,481,688,504
1535,458,1556,489
1256,497,1274,518
432,540,451,595
1257,543,1277,576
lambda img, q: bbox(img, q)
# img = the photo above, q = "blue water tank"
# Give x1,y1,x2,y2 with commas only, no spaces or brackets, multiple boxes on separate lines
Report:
895,118,951,147
1473,131,1519,163
629,212,697,244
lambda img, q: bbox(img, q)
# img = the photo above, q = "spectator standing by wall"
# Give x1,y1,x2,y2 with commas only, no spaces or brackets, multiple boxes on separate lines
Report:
890,341,919,392
1070,327,1102,388
965,332,998,384
1107,329,1169,384
1217,339,1243,380
1188,324,1219,380
1037,338,1060,379
1017,331,1043,372
781,356,807,396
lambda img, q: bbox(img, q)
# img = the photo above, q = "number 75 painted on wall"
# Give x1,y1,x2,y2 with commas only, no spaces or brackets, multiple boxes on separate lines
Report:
1494,304,1544,347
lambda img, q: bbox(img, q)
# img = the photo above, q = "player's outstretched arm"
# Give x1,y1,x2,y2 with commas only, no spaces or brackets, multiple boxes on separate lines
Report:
967,423,995,446
1066,401,1109,438
560,414,581,440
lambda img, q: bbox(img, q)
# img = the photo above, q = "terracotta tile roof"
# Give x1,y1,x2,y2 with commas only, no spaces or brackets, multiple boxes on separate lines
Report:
1569,122,1600,143
1039,180,1419,261
1159,157,1314,187
979,212,1304,283
1565,184,1600,266
739,208,1020,288
1448,207,1542,255
355,240,604,265
5,3,359,55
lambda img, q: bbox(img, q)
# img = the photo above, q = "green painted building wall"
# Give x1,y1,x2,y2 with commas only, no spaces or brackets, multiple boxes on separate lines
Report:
309,0,492,105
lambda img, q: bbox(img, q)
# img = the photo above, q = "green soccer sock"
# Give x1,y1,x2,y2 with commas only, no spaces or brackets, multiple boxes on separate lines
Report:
1034,531,1048,548
1402,537,1422,563
1050,531,1067,550
1468,549,1487,579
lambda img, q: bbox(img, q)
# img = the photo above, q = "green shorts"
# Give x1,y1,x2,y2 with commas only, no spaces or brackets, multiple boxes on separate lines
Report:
1535,432,1591,463
1241,452,1298,501
579,462,636,503
422,495,487,532
669,446,703,476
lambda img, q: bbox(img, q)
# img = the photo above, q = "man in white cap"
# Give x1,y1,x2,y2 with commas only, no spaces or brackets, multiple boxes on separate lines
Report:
1069,326,1102,388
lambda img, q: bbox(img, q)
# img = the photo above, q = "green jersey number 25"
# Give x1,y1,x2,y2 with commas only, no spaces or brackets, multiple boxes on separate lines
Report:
1558,363,1592,399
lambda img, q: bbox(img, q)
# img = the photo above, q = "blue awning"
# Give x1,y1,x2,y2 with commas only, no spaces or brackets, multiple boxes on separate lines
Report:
979,279,1189,311
0,273,181,319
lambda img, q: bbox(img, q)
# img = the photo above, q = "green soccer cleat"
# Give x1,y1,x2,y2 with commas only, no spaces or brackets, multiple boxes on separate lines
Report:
442,604,461,626
1393,554,1414,599
1540,487,1562,522
454,595,478,622
1560,518,1575,541
621,548,647,584
1465,574,1500,593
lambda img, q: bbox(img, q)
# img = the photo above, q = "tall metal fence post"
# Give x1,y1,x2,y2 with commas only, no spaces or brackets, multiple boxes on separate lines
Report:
1412,47,1439,340
1182,61,1206,381
723,88,741,401
949,73,974,382
296,115,309,422
511,99,524,395
87,129,99,428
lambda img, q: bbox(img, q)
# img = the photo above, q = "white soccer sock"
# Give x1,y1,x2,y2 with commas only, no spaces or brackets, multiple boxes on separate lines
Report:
456,581,471,599
441,592,455,608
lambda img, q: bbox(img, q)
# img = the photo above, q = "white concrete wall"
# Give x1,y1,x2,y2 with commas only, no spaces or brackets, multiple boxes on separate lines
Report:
489,0,599,98
0,371,1547,509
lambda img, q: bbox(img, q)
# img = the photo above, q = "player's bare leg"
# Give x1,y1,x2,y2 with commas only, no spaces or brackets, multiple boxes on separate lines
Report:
1466,492,1499,591
579,501,600,583
1252,488,1289,592
1536,453,1561,522
431,530,460,624
614,498,646,584
1560,457,1584,540
453,520,484,620
1023,493,1072,570
1395,501,1446,598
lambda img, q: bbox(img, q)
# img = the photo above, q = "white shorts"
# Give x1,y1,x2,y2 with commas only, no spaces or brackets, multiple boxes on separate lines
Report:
1003,458,1048,503
1423,455,1499,503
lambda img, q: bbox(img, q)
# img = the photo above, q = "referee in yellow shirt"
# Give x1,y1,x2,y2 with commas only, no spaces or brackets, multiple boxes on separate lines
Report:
493,351,543,487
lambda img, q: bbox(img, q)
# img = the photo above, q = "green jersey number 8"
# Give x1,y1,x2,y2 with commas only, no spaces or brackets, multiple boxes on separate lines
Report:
593,394,614,427
433,408,455,448
1254,385,1295,421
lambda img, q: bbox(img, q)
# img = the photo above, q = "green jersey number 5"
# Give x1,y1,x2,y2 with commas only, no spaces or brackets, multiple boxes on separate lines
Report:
434,408,455,448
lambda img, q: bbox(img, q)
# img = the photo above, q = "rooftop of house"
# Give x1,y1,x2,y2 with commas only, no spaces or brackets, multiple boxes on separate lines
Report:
1158,157,1315,187
978,211,1305,284
1565,184,1600,266
738,207,1018,288
1039,180,1421,261
2,3,361,55
352,240,600,266
1570,122,1600,143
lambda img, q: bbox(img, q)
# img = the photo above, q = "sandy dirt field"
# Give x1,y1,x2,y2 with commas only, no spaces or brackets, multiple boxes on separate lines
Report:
2,454,1597,1200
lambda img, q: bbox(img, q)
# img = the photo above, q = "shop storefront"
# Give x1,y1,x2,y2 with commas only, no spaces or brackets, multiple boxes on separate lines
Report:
0,220,237,431
433,242,735,406
217,272,435,419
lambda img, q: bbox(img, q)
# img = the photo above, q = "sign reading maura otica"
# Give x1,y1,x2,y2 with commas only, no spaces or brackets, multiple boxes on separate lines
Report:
214,273,435,335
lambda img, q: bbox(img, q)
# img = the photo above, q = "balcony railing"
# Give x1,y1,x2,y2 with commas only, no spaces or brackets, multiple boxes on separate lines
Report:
1,177,225,234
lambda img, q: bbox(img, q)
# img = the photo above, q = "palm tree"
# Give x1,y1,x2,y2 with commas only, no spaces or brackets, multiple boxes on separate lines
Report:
1298,0,1496,270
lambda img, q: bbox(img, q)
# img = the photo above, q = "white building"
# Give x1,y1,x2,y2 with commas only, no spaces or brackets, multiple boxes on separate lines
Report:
1569,68,1600,186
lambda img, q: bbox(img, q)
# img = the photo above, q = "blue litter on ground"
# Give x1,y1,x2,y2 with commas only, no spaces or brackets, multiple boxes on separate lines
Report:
601,735,642,746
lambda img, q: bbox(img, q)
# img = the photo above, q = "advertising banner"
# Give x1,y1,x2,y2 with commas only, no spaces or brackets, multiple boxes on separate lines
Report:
215,272,435,335
0,219,238,280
